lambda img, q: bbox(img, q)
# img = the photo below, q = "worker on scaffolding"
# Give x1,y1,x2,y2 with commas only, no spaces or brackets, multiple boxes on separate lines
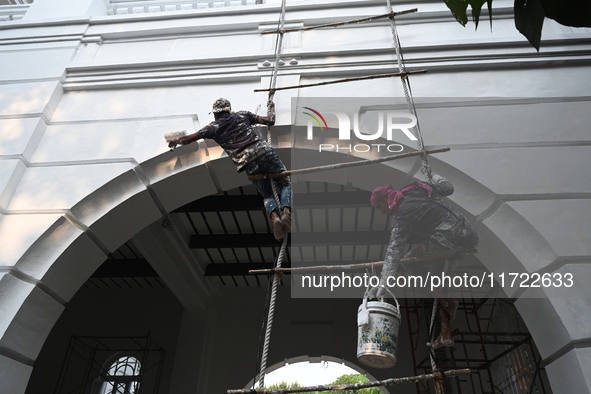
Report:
168,98,292,241
368,167,479,349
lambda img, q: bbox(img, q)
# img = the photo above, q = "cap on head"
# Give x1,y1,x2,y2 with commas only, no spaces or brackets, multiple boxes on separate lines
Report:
211,98,231,113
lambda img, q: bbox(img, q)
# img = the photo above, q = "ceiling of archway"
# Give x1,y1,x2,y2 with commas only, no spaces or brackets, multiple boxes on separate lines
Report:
89,181,487,292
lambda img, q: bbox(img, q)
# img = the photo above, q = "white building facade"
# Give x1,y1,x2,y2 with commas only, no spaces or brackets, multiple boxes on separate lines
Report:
1,0,591,393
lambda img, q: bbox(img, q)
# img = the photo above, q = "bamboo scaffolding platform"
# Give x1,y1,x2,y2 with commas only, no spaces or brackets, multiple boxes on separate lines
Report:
247,147,449,181
261,9,418,35
248,249,477,274
254,70,427,93
228,368,471,394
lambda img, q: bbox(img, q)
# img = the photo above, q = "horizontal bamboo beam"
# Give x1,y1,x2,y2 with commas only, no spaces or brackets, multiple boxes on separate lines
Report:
247,147,450,181
261,9,418,35
254,70,427,93
191,231,390,249
248,249,477,274
228,369,471,394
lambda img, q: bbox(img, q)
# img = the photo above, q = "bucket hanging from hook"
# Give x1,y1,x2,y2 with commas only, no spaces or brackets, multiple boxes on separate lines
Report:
357,298,401,369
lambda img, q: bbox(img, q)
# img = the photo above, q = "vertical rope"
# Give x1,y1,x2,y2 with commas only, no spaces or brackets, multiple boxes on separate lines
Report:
428,300,443,394
388,1,438,387
267,0,287,144
385,0,432,182
252,270,274,389
257,0,288,387
258,236,287,389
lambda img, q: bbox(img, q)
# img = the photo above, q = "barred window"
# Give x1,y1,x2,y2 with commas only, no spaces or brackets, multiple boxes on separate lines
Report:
100,356,142,394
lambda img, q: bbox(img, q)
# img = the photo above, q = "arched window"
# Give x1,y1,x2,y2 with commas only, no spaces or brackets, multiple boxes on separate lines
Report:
100,356,142,394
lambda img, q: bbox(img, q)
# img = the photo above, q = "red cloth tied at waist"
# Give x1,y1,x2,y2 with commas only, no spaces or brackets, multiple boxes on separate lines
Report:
370,181,433,210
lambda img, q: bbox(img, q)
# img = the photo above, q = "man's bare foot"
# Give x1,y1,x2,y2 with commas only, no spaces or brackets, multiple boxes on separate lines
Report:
271,212,285,241
281,207,291,233
427,302,455,349
428,335,454,350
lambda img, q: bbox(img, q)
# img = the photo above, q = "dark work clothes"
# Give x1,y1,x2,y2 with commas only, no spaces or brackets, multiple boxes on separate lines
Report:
195,110,291,216
242,151,292,216
196,111,271,171
382,175,479,282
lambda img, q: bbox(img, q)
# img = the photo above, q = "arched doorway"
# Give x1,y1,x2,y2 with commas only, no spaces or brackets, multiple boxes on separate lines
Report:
0,145,586,393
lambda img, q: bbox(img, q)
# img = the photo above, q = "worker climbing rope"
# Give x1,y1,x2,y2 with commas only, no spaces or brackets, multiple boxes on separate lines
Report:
368,166,479,349
167,98,292,241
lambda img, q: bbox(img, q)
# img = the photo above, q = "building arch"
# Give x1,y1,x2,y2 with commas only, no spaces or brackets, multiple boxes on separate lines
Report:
1,138,587,393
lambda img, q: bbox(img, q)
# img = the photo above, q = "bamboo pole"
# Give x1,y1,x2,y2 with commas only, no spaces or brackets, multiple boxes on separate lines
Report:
248,249,477,274
228,369,471,394
261,9,418,35
247,147,449,181
254,70,427,93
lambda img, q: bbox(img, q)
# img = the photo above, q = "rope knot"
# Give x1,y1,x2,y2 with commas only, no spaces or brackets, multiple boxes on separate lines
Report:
274,271,285,280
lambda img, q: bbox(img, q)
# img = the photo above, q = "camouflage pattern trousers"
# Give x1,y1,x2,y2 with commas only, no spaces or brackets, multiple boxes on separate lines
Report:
243,150,292,217
401,217,479,296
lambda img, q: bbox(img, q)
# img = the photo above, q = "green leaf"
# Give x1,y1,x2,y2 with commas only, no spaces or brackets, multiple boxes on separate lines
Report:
540,0,591,27
514,0,545,51
265,381,302,389
444,0,494,30
443,0,590,50
468,0,489,29
317,374,382,394
487,0,493,30
444,0,469,26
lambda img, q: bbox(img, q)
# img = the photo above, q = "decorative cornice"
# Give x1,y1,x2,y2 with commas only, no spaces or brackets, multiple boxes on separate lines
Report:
62,37,591,90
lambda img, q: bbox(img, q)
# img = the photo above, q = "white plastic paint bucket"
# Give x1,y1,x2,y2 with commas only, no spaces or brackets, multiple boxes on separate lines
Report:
357,298,401,369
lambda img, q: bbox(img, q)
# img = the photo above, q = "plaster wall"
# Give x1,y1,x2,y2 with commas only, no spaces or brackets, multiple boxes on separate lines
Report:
0,0,590,393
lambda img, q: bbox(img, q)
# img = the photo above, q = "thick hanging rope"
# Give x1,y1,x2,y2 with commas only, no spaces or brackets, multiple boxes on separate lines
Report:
257,171,288,391
386,0,432,182
426,301,453,394
266,0,288,118
386,3,443,389
427,300,445,394
252,268,275,390
257,0,288,388
425,258,452,394
258,236,287,389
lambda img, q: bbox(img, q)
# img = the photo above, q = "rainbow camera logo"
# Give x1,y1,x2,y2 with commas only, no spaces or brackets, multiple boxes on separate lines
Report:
302,107,329,131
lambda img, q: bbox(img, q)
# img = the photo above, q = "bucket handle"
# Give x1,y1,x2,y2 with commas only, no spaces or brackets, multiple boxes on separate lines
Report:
382,287,401,312
363,287,401,313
